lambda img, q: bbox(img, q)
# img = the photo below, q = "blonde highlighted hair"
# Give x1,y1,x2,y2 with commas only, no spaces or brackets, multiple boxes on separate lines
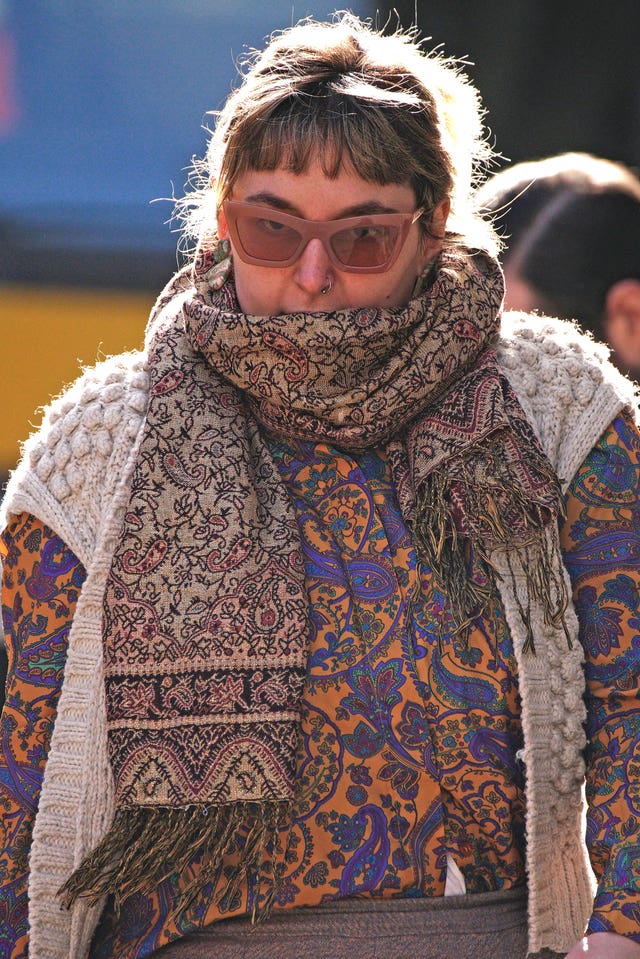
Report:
177,14,498,256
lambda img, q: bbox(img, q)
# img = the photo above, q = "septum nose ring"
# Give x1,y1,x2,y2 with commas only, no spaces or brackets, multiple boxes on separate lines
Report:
321,276,333,295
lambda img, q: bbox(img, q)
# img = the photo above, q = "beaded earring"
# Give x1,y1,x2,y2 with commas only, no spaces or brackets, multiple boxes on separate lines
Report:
411,260,436,299
194,237,233,290
206,237,232,290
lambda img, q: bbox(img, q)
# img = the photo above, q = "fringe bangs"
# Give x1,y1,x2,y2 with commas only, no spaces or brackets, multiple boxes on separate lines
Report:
223,91,420,191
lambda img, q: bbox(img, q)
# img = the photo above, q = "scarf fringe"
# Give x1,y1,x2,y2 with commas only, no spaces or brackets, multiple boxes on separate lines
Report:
413,444,570,654
59,800,291,922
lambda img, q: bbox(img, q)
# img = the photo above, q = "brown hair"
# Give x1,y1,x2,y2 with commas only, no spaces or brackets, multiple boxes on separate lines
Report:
477,152,640,340
178,14,497,256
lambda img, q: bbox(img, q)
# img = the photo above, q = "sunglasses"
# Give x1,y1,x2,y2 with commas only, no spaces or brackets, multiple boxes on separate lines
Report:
222,200,424,274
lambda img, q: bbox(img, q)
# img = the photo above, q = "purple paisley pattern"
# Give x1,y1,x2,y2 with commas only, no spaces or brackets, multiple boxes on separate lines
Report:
0,515,86,959
561,414,640,941
1,416,640,956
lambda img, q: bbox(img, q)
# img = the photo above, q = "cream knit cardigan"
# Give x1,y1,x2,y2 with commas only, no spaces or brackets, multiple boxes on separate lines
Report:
2,312,637,959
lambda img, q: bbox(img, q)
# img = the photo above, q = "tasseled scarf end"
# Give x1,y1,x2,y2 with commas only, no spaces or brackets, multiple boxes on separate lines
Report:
59,799,292,922
412,452,571,654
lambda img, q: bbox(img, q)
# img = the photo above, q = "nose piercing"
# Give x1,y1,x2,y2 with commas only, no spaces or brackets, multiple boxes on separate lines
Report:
321,276,333,295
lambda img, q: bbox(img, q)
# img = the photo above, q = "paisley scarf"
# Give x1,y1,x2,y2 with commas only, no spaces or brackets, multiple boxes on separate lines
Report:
62,248,566,917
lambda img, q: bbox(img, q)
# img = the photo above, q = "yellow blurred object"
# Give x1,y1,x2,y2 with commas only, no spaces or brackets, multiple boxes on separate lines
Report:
0,283,154,474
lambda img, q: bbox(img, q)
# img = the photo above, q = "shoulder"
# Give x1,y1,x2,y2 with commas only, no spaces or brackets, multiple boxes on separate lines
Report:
1,351,149,567
498,311,622,392
497,311,639,485
27,350,150,485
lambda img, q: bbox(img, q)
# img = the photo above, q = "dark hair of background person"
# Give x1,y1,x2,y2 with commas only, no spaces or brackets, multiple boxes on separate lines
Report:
476,152,640,378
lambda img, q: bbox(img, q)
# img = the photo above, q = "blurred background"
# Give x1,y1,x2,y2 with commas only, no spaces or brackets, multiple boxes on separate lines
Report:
1,0,639,484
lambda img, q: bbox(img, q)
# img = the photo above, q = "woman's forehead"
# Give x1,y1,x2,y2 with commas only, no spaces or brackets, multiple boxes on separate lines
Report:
229,163,418,220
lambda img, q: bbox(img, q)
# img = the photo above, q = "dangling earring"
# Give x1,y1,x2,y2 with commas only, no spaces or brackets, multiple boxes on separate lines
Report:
200,237,232,290
412,260,436,298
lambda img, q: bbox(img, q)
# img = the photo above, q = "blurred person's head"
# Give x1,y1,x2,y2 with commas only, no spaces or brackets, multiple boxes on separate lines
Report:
477,152,640,378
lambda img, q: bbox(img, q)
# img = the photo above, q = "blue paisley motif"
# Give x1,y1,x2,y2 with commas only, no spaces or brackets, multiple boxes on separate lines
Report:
467,728,519,775
342,721,385,759
563,527,640,584
347,559,396,602
601,573,640,611
338,804,391,896
409,798,445,889
40,535,78,577
341,660,405,725
574,585,623,658
429,652,498,709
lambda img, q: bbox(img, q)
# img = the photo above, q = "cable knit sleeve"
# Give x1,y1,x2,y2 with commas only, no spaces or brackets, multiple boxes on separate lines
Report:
0,352,149,959
0,353,149,571
497,312,638,488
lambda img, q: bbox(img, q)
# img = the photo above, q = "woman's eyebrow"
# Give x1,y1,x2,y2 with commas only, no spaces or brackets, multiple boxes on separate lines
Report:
244,192,298,212
243,192,401,219
339,202,401,217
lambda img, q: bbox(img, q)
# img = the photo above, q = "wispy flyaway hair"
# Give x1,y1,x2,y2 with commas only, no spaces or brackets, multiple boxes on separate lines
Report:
177,14,498,256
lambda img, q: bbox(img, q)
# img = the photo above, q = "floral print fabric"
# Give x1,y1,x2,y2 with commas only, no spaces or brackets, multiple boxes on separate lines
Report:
0,518,86,957
1,413,639,958
561,414,640,939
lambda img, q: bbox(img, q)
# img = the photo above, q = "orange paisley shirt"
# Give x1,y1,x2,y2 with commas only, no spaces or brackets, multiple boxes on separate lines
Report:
1,413,639,958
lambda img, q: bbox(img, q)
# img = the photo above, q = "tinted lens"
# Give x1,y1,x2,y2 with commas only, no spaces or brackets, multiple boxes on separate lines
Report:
330,225,400,268
235,215,302,262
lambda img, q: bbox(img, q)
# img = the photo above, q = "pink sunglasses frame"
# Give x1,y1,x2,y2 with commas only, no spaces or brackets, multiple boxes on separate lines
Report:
222,200,424,274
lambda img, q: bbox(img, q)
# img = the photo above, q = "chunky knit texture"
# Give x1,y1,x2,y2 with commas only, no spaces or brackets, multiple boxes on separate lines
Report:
2,354,150,959
1,313,637,959
497,314,637,955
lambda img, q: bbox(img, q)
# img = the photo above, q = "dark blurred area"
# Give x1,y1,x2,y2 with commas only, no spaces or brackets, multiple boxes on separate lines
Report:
389,0,640,170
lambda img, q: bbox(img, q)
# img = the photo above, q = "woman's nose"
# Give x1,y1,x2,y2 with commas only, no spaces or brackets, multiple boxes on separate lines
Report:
293,238,332,295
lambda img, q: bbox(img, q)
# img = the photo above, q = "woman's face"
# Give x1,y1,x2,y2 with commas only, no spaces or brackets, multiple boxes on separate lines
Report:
218,161,448,315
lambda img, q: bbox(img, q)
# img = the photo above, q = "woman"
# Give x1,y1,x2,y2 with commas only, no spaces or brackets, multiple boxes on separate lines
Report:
1,15,639,959
477,152,640,379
